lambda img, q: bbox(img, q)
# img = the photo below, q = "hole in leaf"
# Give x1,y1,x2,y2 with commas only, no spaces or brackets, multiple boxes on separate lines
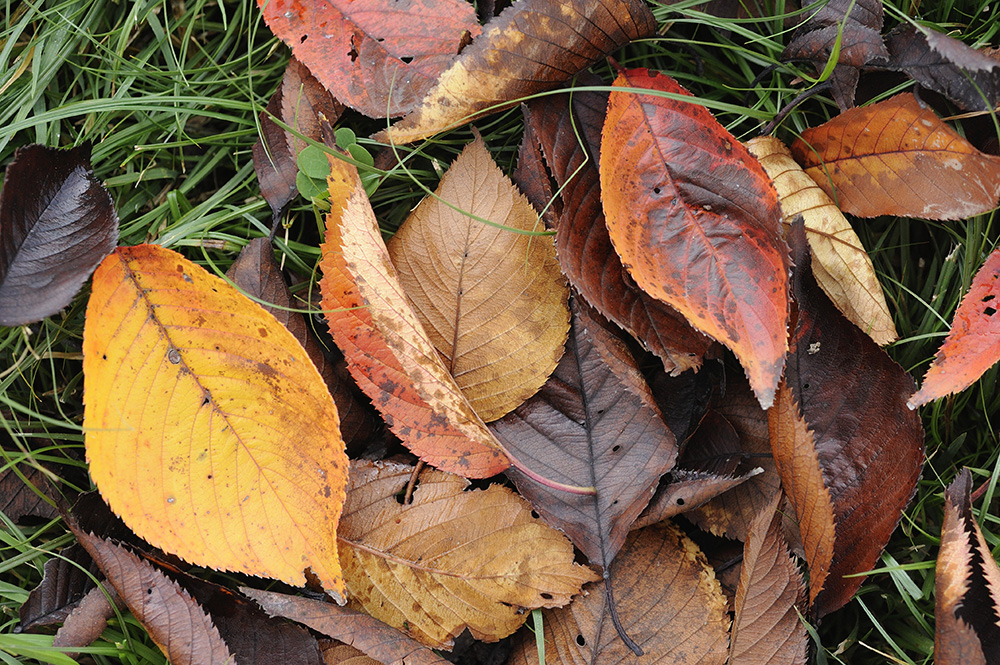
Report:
983,294,995,302
400,56,413,64
541,592,552,600
576,635,586,646
611,445,621,452
531,510,540,519
802,382,810,391
676,497,685,506
300,34,307,44
653,187,661,194
986,307,996,316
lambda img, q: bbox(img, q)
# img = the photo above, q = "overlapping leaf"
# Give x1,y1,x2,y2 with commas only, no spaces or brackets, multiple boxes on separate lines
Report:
791,93,1000,219
257,0,480,118
83,244,348,598
318,155,509,477
601,68,789,408
379,0,656,144
387,137,569,422
746,135,896,345
336,460,598,648
909,247,1000,408
0,144,118,326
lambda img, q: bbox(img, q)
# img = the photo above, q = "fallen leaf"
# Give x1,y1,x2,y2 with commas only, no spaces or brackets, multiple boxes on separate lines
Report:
387,137,569,422
52,585,124,656
886,24,1000,112
257,0,480,118
508,522,730,665
243,587,451,665
0,463,58,523
746,135,896,345
490,297,678,571
935,468,1000,664
318,154,510,477
909,247,1000,408
729,492,808,665
601,68,789,408
631,467,763,531
19,545,99,633
337,460,598,648
778,224,924,616
0,143,118,326
521,85,712,375
253,58,344,223
791,93,1000,219
83,244,348,598
378,0,656,144
321,642,382,665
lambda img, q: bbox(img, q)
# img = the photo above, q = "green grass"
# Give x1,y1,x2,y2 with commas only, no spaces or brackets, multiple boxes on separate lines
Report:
2,0,1000,663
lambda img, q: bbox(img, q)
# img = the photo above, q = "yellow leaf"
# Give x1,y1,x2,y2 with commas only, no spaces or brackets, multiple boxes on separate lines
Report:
746,136,896,345
388,137,569,422
83,245,348,599
338,460,599,649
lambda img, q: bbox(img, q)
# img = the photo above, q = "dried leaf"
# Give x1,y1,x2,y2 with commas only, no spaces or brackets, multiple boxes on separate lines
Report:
337,460,598,648
490,298,678,571
0,464,58,523
83,244,348,598
745,135,896,345
52,585,124,655
632,467,763,531
379,0,656,144
909,247,1000,408
388,137,569,422
257,0,480,118
601,68,789,408
729,492,808,665
935,468,1000,664
243,588,451,665
19,545,99,632
508,522,730,665
521,87,712,375
321,642,382,665
791,93,1000,219
0,143,118,326
318,154,509,477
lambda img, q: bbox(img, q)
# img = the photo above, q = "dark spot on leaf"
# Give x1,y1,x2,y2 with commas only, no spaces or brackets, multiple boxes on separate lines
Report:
300,34,307,43
576,635,586,646
802,382,810,391
530,510,539,519
611,444,621,452
258,327,268,337
541,592,552,600
653,187,661,194
102,354,107,360
676,497,685,506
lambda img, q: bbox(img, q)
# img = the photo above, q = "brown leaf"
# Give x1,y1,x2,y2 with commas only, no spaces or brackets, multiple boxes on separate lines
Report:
745,135,896,345
508,522,730,665
601,68,789,408
321,642,383,665
0,463,58,523
909,246,1000,408
338,460,598,648
631,467,763,531
52,585,125,656
243,588,451,665
378,0,656,144
257,0,480,118
490,298,678,571
387,137,569,422
729,492,808,665
253,58,344,222
521,86,712,375
791,93,1000,219
935,468,1000,664
779,224,924,616
19,545,99,632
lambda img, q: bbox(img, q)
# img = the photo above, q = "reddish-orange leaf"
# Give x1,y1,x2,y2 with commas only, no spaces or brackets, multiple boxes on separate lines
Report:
257,0,480,118
909,247,1000,408
318,156,509,478
601,68,789,408
791,93,1000,219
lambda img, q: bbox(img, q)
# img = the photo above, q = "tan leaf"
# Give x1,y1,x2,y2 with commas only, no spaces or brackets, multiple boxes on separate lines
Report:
338,460,599,649
388,137,569,422
745,136,896,345
322,642,383,665
508,522,730,665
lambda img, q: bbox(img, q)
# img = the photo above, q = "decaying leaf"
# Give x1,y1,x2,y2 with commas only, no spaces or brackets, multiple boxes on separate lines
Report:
337,460,598,648
791,93,1000,219
935,468,1000,664
0,143,118,326
0,463,58,524
521,86,712,375
19,545,98,633
491,297,678,571
388,137,569,422
601,68,789,408
632,467,763,531
745,135,896,345
508,522,730,665
52,584,124,656
729,492,808,665
318,154,509,477
257,0,480,118
321,641,383,665
83,244,348,598
909,247,1000,408
379,0,656,144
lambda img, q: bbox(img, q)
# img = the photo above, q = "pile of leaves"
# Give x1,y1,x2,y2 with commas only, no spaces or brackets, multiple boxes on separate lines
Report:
3,0,1000,663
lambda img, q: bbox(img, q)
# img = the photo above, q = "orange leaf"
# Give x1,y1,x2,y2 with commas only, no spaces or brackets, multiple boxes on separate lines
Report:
791,93,1000,219
601,68,789,407
83,245,348,598
318,156,510,477
909,247,1000,408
